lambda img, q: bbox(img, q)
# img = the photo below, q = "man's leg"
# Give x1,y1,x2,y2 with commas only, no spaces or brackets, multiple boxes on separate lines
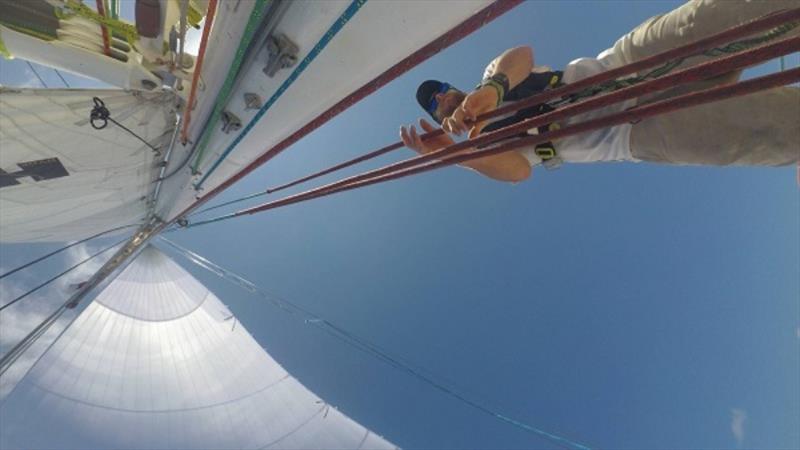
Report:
630,86,800,166
611,0,800,101
612,0,800,68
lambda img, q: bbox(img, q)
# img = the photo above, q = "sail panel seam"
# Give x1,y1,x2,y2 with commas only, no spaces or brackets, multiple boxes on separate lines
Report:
26,373,291,414
93,289,211,322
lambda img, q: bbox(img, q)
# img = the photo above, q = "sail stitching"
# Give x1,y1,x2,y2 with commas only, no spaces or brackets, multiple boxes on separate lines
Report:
26,373,291,414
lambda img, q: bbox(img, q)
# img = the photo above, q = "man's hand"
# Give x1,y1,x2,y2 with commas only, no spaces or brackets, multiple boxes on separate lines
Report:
442,85,499,138
400,118,455,155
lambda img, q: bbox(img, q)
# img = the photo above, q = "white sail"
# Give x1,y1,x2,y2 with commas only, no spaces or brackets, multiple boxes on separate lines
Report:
0,246,396,449
0,88,176,242
0,2,511,447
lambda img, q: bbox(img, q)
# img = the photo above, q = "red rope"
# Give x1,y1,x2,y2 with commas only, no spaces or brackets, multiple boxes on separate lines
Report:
171,0,522,221
181,0,219,145
267,142,403,194
228,35,800,216
317,69,800,200
265,7,800,194
96,0,112,57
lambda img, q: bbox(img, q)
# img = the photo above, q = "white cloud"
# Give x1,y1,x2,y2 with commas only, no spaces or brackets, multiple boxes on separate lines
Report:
731,408,747,447
0,280,51,351
57,241,110,290
0,241,108,347
0,280,56,399
18,63,44,88
0,242,116,398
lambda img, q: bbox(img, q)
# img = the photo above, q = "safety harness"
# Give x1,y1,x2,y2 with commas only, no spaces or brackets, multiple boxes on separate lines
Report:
480,70,564,168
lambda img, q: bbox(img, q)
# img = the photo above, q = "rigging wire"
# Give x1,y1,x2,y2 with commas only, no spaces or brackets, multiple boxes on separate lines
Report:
0,238,126,312
187,0,269,172
159,137,197,181
188,189,269,217
0,224,139,280
158,237,592,450
53,69,70,88
177,54,800,231
250,66,800,218
176,0,188,90
163,0,522,229
25,61,48,88
90,97,162,153
191,0,369,187
222,17,798,203
0,301,64,378
189,0,522,192
0,238,128,378
180,0,219,145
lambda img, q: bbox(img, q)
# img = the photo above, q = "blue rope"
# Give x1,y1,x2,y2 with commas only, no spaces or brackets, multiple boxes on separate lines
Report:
193,0,368,189
188,190,269,217
171,211,237,231
159,237,593,450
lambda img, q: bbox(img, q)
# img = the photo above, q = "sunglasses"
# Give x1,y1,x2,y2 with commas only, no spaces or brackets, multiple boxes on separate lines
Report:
427,82,453,115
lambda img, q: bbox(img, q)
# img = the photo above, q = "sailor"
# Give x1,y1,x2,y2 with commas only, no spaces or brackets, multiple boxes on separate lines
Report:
400,0,800,182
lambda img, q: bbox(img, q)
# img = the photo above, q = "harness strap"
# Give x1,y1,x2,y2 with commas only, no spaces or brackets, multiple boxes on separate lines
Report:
482,71,564,166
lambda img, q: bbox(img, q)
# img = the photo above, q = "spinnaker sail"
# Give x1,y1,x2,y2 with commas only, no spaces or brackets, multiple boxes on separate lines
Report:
0,246,396,450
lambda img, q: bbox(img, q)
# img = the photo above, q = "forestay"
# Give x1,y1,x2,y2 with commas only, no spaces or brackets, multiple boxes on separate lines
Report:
0,246,396,449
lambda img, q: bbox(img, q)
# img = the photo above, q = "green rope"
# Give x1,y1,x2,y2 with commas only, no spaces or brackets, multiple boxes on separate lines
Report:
189,0,270,169
703,21,798,57
178,20,800,231
109,0,119,20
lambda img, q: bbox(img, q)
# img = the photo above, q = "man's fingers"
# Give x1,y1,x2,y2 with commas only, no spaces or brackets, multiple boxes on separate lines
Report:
410,125,425,148
419,118,436,133
444,114,465,136
468,120,487,140
442,118,454,134
400,126,411,146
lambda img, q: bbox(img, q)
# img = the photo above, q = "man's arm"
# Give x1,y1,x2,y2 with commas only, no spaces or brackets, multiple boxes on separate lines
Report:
400,119,531,183
443,46,534,136
483,46,535,90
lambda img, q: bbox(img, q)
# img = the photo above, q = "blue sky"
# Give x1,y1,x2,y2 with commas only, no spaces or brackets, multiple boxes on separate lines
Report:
1,1,799,448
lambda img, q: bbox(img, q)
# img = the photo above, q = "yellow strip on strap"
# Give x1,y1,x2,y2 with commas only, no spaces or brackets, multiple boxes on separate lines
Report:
0,29,12,59
59,0,139,46
187,1,204,29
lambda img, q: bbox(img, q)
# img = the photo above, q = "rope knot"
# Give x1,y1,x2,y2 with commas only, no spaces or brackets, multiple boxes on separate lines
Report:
90,97,110,130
